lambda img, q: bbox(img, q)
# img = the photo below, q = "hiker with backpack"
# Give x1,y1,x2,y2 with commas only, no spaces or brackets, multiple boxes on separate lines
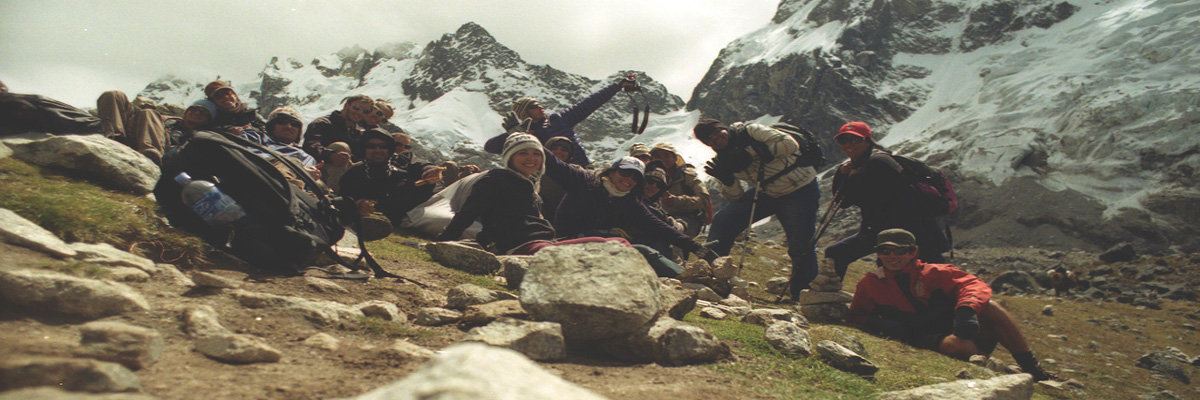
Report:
204,80,266,133
483,74,639,167
694,118,821,300
649,142,711,238
848,229,1060,382
303,94,374,163
825,121,951,281
339,129,442,229
537,136,586,224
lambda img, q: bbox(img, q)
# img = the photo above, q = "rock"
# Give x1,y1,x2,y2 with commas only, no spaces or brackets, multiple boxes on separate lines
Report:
955,368,973,379
1042,305,1054,316
446,283,516,310
182,306,282,364
1100,242,1136,263
0,142,10,159
988,271,1040,294
815,340,878,377
810,326,867,356
677,259,711,281
765,321,813,356
425,241,502,275
153,264,194,287
104,267,150,282
497,255,532,289
658,283,698,320
305,277,348,294
700,307,728,320
711,256,739,279
519,242,663,341
720,294,751,308
463,318,565,361
188,271,240,289
602,317,730,365
766,277,789,295
0,357,141,393
694,286,723,302
4,134,160,194
876,373,1034,399
0,208,77,258
75,321,164,370
68,243,156,273
729,277,751,299
742,308,809,328
303,333,341,351
385,339,436,360
0,269,149,320
0,387,155,399
229,289,361,326
800,303,849,323
1139,390,1183,400
194,333,283,364
354,300,405,321
1137,349,1192,383
461,300,527,326
795,289,853,305
1047,334,1068,341
414,307,462,326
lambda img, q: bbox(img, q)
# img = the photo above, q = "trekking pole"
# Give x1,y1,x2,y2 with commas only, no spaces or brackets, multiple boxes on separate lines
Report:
774,191,843,303
735,165,766,271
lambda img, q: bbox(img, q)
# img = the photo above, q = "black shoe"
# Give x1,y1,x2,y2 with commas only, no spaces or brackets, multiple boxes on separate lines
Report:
1021,363,1061,382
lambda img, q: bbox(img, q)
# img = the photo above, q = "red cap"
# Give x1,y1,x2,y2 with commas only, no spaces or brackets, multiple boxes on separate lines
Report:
837,121,872,140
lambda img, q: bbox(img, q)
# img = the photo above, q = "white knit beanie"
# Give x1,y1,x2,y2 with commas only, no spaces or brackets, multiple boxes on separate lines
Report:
501,133,545,187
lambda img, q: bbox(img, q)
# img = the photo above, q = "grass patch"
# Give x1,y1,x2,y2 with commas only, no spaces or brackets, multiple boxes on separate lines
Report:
354,316,433,338
47,260,108,278
0,158,208,265
368,234,509,293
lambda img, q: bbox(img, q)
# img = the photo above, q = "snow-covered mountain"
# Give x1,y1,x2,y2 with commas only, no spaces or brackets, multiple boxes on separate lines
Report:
689,0,1200,252
138,22,684,167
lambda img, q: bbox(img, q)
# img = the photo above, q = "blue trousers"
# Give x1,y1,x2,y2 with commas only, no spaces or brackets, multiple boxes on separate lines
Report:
709,181,820,297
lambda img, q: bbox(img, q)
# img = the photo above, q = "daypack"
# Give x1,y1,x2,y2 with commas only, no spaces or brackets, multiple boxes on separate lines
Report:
892,154,958,216
155,131,409,280
739,122,826,186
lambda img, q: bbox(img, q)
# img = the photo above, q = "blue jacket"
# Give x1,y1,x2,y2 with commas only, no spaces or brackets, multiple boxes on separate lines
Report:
484,82,622,166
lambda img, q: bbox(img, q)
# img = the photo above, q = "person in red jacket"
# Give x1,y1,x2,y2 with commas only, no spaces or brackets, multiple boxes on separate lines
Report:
848,229,1059,381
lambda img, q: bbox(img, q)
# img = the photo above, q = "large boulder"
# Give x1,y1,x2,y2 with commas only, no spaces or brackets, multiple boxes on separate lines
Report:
347,343,609,400
463,318,566,361
520,242,663,341
876,373,1034,400
0,357,142,393
601,317,730,365
425,241,502,275
0,208,77,258
0,269,149,320
75,321,164,370
3,134,159,194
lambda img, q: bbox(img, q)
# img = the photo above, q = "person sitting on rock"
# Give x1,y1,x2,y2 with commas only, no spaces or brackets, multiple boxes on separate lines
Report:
825,121,949,281
165,99,217,148
96,90,169,163
694,118,820,300
362,98,394,130
435,133,632,255
0,82,103,136
303,94,373,163
649,142,711,238
204,80,266,133
339,129,442,228
483,73,639,167
848,229,1060,382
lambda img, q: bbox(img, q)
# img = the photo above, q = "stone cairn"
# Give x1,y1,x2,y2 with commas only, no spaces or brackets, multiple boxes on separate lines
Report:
771,259,852,323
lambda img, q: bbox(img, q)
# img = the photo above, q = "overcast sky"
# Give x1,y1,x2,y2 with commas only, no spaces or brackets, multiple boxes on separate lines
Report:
0,0,779,108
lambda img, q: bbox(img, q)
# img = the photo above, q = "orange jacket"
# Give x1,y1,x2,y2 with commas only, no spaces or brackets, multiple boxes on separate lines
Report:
848,259,992,325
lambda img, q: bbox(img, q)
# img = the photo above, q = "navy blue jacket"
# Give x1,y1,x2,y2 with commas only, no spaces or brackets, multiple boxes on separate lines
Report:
484,82,622,166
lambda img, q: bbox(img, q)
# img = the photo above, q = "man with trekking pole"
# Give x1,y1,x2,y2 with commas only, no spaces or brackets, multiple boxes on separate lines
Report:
693,118,820,301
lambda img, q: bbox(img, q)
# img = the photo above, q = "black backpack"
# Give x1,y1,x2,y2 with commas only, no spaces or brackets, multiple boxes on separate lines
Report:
155,131,412,281
891,154,958,216
736,122,826,186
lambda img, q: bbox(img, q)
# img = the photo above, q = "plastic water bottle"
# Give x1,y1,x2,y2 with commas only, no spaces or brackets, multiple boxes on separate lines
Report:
174,172,246,227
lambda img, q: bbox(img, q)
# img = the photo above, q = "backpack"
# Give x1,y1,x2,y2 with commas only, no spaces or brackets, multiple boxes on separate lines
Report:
739,122,826,186
891,154,958,216
155,131,411,280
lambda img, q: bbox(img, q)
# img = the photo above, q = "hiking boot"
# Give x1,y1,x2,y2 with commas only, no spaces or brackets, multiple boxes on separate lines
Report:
1021,363,1062,382
356,213,393,242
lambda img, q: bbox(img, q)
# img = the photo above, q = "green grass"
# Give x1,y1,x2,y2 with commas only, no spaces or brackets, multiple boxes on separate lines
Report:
0,157,209,265
369,233,509,292
47,260,109,278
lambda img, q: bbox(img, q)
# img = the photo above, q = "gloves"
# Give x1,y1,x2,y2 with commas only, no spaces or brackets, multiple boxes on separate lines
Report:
953,306,980,340
502,111,532,133
704,159,736,186
718,147,754,172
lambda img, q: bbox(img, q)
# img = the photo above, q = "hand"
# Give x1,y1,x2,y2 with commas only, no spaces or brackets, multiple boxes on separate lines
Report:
461,164,481,174
838,161,860,176
620,73,639,91
704,159,736,186
953,307,980,340
356,199,376,215
330,151,352,167
502,111,532,133
306,163,323,180
416,167,444,186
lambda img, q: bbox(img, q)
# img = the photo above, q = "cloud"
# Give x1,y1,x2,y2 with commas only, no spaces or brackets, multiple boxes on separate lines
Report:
0,0,778,107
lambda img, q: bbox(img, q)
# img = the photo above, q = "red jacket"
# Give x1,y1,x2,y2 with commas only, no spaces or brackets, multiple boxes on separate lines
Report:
848,259,991,325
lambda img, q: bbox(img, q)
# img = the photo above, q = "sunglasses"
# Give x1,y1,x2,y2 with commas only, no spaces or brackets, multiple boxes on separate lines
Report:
875,246,915,255
364,143,390,150
836,135,866,145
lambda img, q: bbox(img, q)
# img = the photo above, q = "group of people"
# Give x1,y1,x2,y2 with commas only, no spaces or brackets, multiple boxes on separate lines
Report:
1,75,1057,381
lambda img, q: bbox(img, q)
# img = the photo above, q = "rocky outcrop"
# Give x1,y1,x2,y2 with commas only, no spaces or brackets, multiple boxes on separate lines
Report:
1,134,159,194
0,207,77,258
0,358,142,393
0,269,150,320
877,373,1034,400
